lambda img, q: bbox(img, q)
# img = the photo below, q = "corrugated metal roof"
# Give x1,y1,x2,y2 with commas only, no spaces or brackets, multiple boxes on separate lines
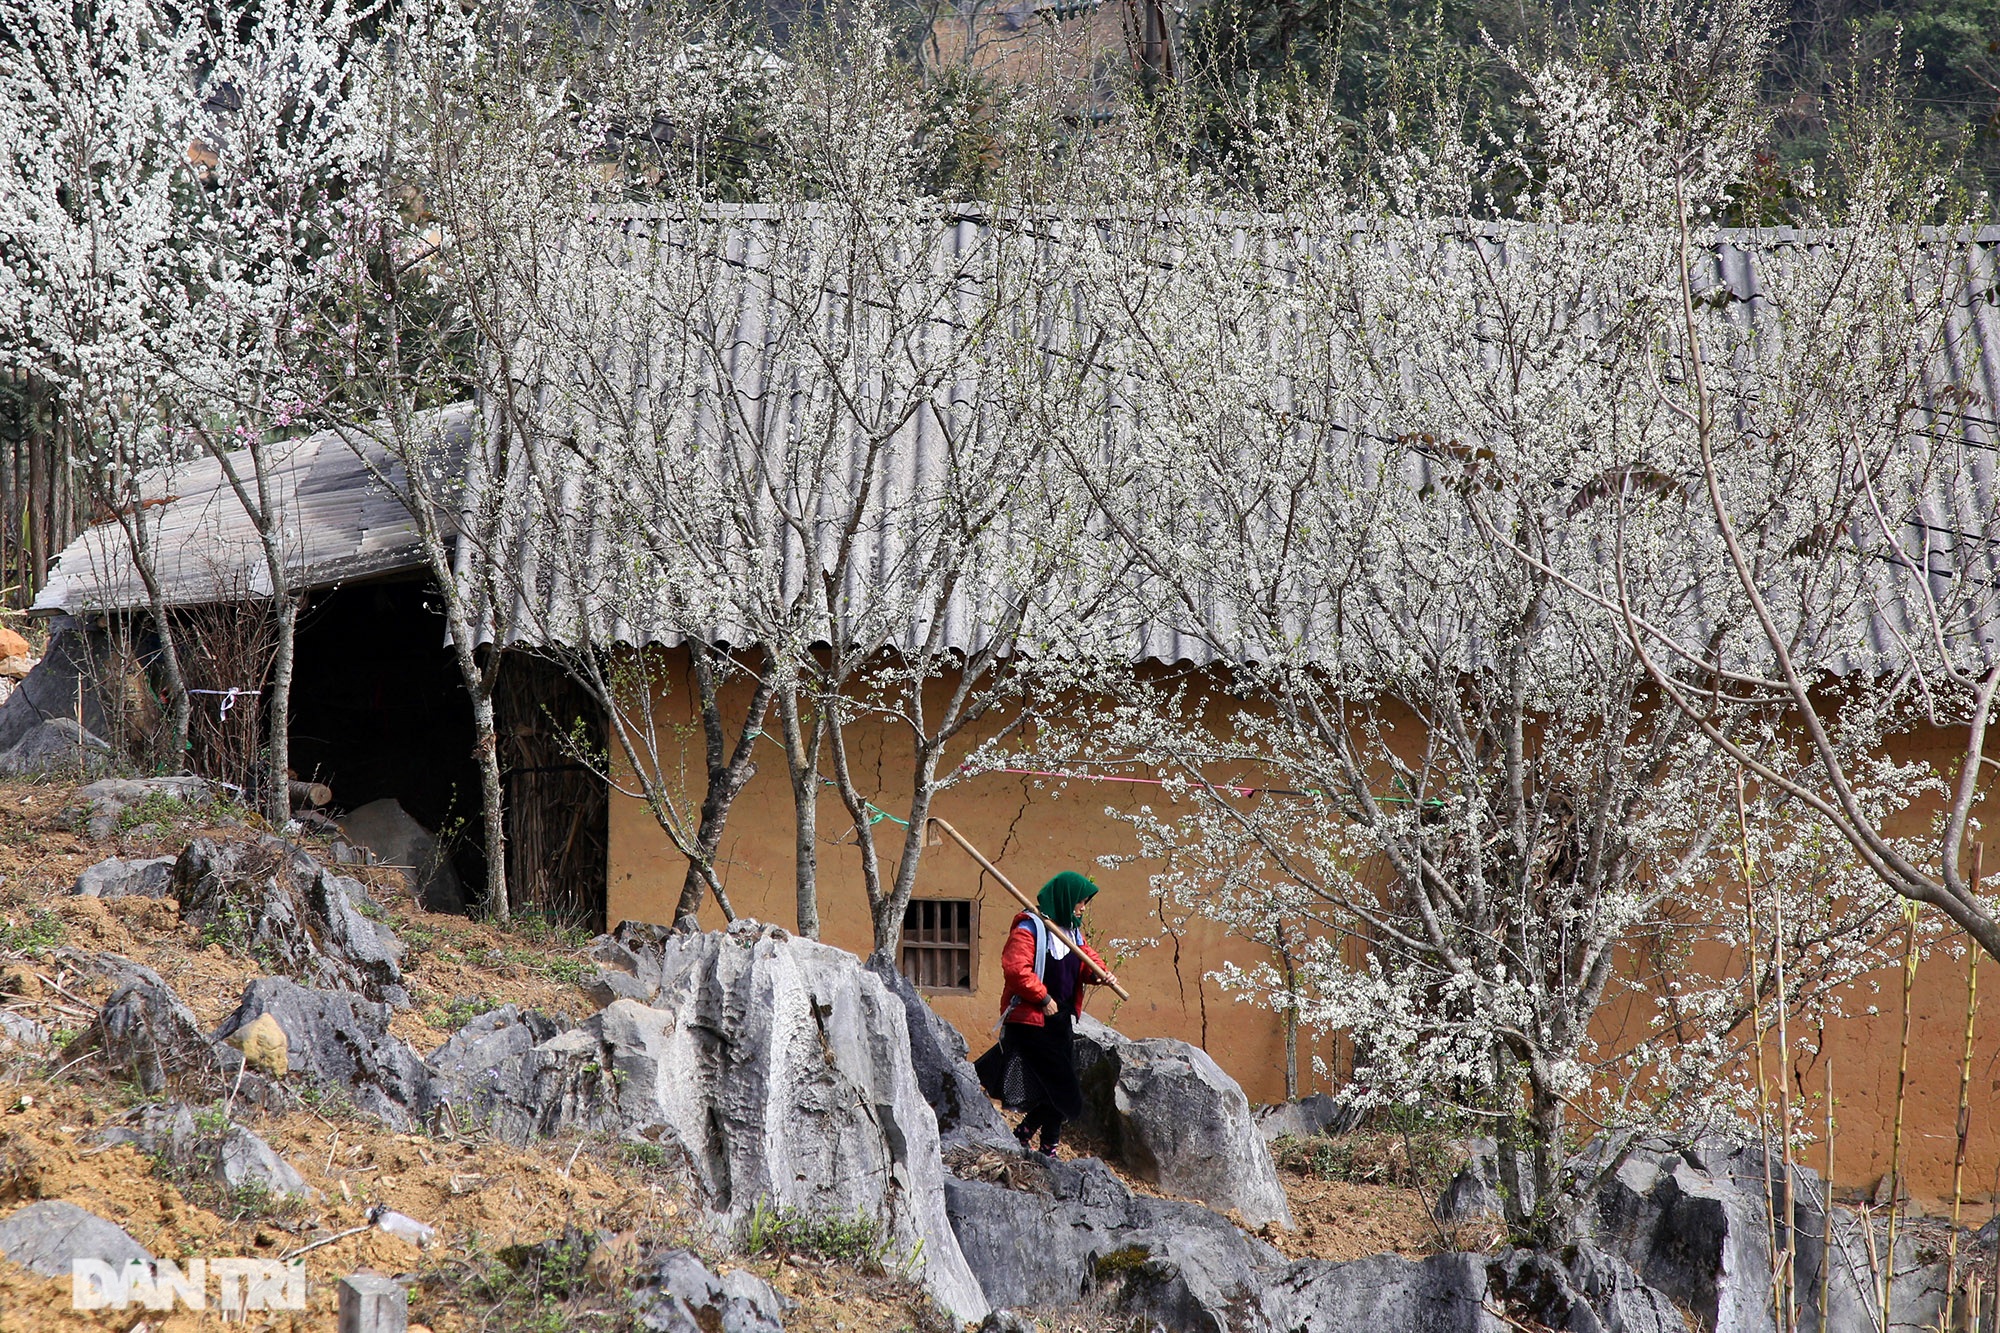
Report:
32,406,473,613
483,213,2000,670
33,217,2000,681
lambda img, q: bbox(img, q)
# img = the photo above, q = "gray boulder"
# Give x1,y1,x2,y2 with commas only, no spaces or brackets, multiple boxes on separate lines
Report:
67,972,219,1095
945,1151,1283,1332
96,1103,316,1202
1263,1253,1499,1333
632,1247,792,1333
1071,1016,1294,1229
214,1124,317,1200
1435,1138,1535,1225
980,1313,1042,1333
74,776,214,840
212,977,433,1129
176,837,408,1006
72,856,177,899
868,956,1015,1151
338,799,464,914
0,717,112,778
528,920,989,1323
0,1011,46,1048
1584,1136,1944,1333
583,970,656,1009
426,1004,575,1141
0,618,112,754
1254,1094,1363,1143
0,1200,150,1277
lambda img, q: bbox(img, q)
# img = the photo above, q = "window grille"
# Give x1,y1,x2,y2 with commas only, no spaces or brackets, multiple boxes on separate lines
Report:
900,898,979,993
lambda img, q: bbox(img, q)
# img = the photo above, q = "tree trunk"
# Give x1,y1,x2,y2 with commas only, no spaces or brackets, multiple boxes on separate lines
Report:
778,678,821,939
263,588,296,826
25,386,46,591
469,677,509,922
1284,1005,1299,1101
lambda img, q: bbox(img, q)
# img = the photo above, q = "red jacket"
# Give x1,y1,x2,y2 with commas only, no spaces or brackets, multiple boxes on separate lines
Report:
999,910,1109,1028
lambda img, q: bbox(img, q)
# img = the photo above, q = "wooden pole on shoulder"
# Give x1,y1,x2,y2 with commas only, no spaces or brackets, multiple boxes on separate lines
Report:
925,816,1130,1000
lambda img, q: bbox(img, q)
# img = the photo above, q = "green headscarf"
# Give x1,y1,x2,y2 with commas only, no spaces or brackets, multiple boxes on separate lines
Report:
1037,871,1099,932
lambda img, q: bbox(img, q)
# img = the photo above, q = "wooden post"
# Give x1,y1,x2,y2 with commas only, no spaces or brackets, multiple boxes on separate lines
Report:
337,1273,407,1333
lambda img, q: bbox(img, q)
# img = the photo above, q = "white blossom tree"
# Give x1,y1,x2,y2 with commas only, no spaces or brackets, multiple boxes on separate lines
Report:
1025,0,1912,1233
1,0,396,820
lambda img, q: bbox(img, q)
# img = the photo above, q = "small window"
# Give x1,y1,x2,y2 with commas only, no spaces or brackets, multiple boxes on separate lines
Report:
901,898,979,993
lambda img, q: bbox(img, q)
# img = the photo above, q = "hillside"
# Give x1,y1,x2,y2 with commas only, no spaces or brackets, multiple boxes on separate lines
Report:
0,777,1443,1332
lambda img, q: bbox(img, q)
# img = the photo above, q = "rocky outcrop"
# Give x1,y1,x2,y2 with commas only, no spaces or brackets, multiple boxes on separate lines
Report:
0,618,113,755
0,718,112,778
176,837,408,1006
1586,1138,1944,1333
1253,1093,1363,1143
97,1103,316,1201
66,968,220,1095
0,1200,151,1277
72,856,177,899
1071,1016,1294,1229
535,920,989,1323
73,777,214,840
632,1247,792,1333
426,1004,576,1141
211,977,432,1129
945,1150,1282,1332
868,957,1014,1152
1262,1252,1497,1333
338,798,465,914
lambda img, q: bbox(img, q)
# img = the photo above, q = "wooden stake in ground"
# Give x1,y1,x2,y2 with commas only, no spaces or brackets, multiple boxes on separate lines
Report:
1950,844,1984,1331
1883,903,1920,1332
1821,1054,1834,1333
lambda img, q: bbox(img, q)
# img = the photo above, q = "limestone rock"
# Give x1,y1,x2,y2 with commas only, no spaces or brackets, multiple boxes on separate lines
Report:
214,1124,316,1200
176,837,408,1007
96,1103,315,1201
0,1012,47,1049
1262,1253,1499,1333
1584,1136,1945,1333
979,1313,1042,1333
0,1200,151,1277
631,1247,792,1333
68,972,219,1095
426,1004,573,1141
1253,1094,1362,1143
213,978,433,1130
72,856,177,899
540,920,990,1323
944,1151,1282,1332
1071,1016,1294,1229
73,776,213,840
338,799,464,914
0,718,112,778
583,970,655,1009
867,956,1014,1151
0,619,112,756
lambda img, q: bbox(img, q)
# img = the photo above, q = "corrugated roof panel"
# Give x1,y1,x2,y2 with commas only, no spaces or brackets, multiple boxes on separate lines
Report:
33,406,473,613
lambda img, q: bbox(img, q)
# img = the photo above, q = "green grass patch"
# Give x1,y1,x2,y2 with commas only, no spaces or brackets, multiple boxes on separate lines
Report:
0,908,66,958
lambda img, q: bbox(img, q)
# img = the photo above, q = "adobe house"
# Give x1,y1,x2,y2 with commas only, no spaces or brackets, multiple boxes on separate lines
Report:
34,216,2000,1206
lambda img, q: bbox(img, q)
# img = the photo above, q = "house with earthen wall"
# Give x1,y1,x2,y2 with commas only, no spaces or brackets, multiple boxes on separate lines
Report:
28,216,2000,1210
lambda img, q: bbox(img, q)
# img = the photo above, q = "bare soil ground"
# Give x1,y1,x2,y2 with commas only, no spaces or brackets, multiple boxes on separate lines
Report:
0,775,1488,1331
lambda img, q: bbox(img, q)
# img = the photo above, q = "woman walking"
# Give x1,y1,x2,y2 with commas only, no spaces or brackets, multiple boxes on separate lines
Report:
990,871,1119,1156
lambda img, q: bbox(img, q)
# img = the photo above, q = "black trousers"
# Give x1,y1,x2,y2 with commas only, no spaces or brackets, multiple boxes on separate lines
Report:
1001,1015,1081,1148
